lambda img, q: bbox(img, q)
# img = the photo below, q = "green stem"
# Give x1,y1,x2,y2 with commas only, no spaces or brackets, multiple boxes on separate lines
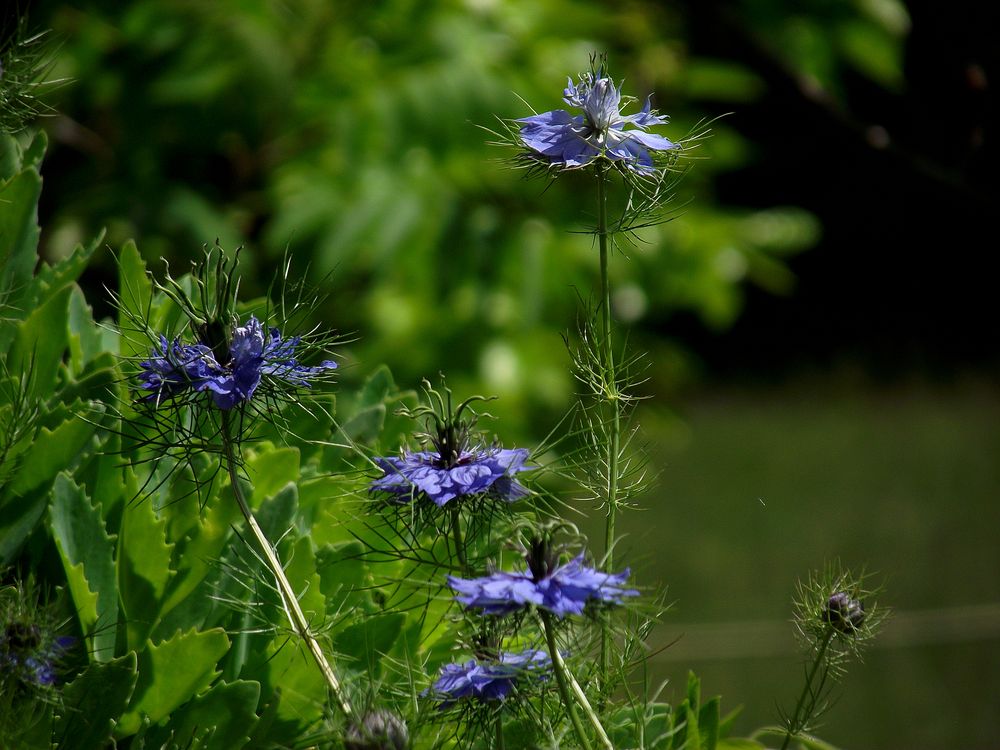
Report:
596,163,621,699
220,412,353,720
451,505,469,575
495,713,506,750
541,611,613,750
780,629,834,750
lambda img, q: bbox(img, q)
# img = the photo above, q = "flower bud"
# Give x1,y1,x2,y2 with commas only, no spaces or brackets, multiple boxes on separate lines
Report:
823,592,865,633
343,710,409,750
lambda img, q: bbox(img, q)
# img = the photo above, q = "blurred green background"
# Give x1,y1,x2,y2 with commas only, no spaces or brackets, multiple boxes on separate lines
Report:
10,0,1000,747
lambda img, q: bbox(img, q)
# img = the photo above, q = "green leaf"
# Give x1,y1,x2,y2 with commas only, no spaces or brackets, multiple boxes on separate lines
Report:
358,364,396,407
68,284,114,374
699,696,721,750
6,284,73,402
26,232,105,315
142,679,261,750
317,541,371,616
55,652,139,750
332,612,405,675
9,409,100,496
119,497,176,648
0,485,47,564
715,741,766,750
341,403,386,443
0,166,41,341
116,628,231,737
116,241,153,360
21,130,48,171
246,445,300,503
50,473,119,662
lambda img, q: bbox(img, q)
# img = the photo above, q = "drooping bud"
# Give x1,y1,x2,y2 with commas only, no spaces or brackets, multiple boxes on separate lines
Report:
343,709,409,750
823,592,865,634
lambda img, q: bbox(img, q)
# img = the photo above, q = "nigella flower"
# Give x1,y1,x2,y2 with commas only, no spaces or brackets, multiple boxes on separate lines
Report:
370,447,530,507
518,71,678,174
0,622,74,687
370,381,531,507
138,316,336,409
424,649,551,706
447,551,638,618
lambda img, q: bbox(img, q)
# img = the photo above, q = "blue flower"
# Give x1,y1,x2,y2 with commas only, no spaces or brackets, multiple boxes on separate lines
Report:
424,649,551,705
518,72,678,173
371,447,530,507
447,553,638,618
138,316,336,409
0,623,74,687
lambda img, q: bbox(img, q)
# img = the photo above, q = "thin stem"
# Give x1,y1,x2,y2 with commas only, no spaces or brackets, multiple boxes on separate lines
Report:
540,611,614,750
780,629,834,750
451,504,469,575
220,412,353,720
596,162,621,699
495,712,506,750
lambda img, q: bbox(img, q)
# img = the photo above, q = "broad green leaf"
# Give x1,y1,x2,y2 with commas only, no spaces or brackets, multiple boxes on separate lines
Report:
0,485,47,564
332,612,404,675
55,652,139,750
6,283,73,401
116,241,153,360
340,403,386,443
246,445,300,503
21,130,48,171
26,231,104,315
116,628,230,737
68,284,112,374
142,679,260,750
10,409,100,496
716,741,766,750
0,166,41,341
254,482,298,547
699,696,721,750
358,364,395,407
119,497,176,648
317,541,371,616
50,473,118,661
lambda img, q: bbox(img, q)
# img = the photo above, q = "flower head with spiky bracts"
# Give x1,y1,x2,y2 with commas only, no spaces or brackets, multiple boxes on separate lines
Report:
447,531,638,618
424,649,551,707
138,315,337,409
517,64,678,175
370,380,530,507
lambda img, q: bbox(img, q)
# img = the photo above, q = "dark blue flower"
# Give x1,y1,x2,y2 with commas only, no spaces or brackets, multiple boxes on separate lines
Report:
0,623,74,688
138,316,336,409
518,73,678,173
424,649,551,705
447,553,638,618
370,447,530,507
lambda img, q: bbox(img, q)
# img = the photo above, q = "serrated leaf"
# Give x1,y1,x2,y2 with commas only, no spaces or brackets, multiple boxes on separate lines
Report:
50,473,118,661
55,652,139,750
341,403,386,443
10,409,100,496
119,497,176,648
358,364,395,407
68,284,111,374
26,232,104,316
116,628,231,737
0,485,47,564
317,541,370,616
6,283,73,401
142,679,260,750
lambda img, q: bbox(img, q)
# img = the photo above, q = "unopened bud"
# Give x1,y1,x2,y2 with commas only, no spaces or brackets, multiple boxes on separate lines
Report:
344,709,409,750
824,592,865,633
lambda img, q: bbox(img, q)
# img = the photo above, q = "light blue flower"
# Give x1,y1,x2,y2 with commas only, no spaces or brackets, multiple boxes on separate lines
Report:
518,72,678,173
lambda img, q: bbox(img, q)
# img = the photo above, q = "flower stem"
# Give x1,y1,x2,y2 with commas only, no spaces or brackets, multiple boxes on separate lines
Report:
780,629,834,750
451,505,469,575
596,162,620,700
495,713,506,750
220,412,353,720
540,611,613,750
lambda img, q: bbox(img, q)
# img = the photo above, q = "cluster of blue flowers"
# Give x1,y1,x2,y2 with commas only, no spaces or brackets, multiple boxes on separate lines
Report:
448,552,638,619
139,316,336,409
370,447,530,507
425,650,551,706
518,72,678,174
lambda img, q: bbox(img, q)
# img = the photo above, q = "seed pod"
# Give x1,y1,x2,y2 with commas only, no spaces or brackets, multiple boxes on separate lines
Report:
823,592,865,633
